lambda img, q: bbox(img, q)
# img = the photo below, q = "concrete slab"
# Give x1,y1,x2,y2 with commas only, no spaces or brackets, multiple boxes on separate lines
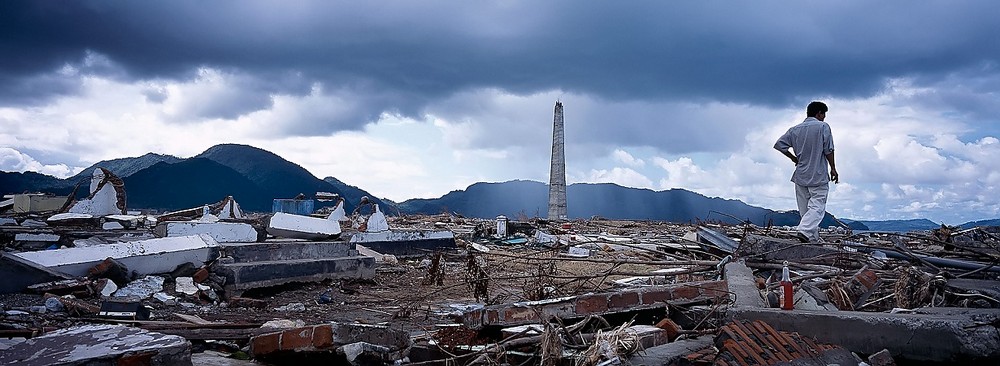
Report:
356,244,398,264
267,212,341,240
11,194,68,213
348,230,455,256
219,256,375,292
155,221,258,243
222,240,357,262
14,234,221,278
0,252,74,294
947,278,1000,300
0,324,191,366
724,260,768,309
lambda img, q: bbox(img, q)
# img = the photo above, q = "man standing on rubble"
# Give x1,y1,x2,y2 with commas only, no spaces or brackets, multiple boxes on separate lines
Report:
774,101,838,243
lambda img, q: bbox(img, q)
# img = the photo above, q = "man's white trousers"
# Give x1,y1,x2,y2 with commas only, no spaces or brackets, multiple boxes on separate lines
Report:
795,183,829,241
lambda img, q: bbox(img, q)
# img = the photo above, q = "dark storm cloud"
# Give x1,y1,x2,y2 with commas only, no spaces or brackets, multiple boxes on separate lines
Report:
3,1,999,129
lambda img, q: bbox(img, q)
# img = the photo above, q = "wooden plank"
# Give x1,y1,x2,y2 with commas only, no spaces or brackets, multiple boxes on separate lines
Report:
147,327,274,341
172,313,218,325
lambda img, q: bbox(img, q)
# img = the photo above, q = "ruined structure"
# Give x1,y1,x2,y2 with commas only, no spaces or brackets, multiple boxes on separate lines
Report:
547,100,568,220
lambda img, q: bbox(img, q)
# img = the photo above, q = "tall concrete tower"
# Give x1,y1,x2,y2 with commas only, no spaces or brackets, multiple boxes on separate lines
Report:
548,101,568,220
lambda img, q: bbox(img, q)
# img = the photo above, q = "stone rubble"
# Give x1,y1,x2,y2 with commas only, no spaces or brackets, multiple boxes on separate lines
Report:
2,193,999,364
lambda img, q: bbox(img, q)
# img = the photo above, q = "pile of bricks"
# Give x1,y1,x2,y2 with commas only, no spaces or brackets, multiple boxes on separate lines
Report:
688,320,848,366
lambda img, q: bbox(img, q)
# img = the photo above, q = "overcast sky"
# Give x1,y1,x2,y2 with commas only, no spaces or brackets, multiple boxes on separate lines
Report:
2,1,999,224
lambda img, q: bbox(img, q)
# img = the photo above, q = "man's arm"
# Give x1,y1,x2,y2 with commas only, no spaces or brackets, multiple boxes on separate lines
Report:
826,151,838,183
779,149,798,164
774,131,797,164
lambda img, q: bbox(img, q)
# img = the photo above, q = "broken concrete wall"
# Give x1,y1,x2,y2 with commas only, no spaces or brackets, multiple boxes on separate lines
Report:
155,221,258,243
347,229,455,256
267,212,341,240
0,252,74,294
12,194,69,213
68,167,126,216
272,198,314,215
13,234,220,278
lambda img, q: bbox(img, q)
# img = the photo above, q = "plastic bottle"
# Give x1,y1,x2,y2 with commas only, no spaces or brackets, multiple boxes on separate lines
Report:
781,261,794,310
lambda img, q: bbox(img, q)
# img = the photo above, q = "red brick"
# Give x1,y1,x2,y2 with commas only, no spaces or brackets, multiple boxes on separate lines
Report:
575,294,609,314
641,289,671,305
656,318,682,341
671,285,701,300
608,291,640,310
485,309,500,325
312,324,334,349
193,267,210,283
503,306,538,323
116,351,155,366
251,332,281,356
701,281,729,298
280,327,314,350
462,309,483,326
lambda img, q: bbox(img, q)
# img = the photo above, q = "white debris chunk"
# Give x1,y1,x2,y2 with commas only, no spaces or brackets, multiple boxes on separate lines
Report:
113,276,165,299
365,204,389,232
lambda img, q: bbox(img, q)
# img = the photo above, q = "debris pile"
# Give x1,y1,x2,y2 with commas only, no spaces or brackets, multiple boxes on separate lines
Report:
3,183,1000,364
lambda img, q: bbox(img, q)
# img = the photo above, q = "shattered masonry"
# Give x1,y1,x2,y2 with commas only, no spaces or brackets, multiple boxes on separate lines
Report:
2,178,1000,365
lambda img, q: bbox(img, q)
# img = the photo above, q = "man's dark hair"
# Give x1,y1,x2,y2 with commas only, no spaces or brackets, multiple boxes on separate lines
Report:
807,101,828,117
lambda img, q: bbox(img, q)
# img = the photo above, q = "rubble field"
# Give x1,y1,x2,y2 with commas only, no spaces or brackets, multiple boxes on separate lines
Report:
4,200,1000,365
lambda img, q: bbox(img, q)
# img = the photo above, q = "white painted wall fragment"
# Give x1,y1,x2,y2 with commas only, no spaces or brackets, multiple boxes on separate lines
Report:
68,168,125,216
106,214,142,229
14,234,220,277
326,200,346,221
97,280,118,297
199,206,220,223
217,198,244,219
47,213,94,223
175,277,199,295
355,244,398,264
157,221,258,243
267,212,341,240
103,222,124,230
113,275,164,299
349,229,453,243
365,204,389,233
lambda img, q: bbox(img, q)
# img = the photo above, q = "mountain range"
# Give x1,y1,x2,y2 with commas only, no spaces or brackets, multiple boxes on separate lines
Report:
1,144,996,230
1,144,382,213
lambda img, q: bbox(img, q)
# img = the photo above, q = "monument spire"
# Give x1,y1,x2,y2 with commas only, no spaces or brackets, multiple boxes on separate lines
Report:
548,100,568,220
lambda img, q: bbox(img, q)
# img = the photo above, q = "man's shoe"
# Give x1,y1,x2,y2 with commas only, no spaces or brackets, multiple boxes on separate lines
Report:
795,232,810,243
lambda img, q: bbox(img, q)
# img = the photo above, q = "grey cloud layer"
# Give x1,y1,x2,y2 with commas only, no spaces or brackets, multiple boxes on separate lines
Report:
3,1,999,134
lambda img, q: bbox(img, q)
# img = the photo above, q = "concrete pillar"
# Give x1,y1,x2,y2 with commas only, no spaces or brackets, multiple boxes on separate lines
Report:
548,101,568,220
